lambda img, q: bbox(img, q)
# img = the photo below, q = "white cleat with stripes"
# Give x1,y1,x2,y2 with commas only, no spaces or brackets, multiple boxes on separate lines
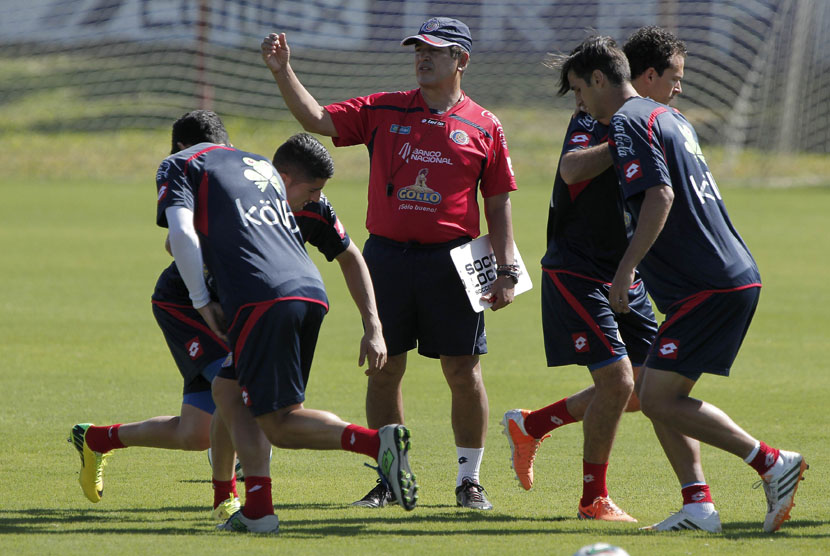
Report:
760,450,808,533
641,508,722,533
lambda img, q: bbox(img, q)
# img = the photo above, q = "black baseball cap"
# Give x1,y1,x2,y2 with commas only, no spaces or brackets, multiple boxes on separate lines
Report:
401,17,472,54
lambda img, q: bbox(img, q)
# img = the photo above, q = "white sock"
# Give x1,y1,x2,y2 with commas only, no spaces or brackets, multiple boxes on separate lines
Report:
683,502,716,518
456,447,484,487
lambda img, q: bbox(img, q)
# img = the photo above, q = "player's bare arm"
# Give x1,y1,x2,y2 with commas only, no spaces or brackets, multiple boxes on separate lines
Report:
483,192,516,311
261,32,338,137
609,184,674,314
559,143,613,185
335,242,387,375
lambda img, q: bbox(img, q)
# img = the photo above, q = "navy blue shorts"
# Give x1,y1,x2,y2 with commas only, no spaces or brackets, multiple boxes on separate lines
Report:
646,285,761,380
542,270,658,370
363,235,486,359
228,299,326,417
152,300,229,399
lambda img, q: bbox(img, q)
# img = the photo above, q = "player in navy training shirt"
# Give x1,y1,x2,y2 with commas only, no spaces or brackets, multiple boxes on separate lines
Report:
261,17,518,510
561,36,806,534
502,27,689,522
69,118,416,532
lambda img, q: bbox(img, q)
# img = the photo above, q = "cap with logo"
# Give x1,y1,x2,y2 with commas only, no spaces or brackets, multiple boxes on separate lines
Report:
401,17,472,54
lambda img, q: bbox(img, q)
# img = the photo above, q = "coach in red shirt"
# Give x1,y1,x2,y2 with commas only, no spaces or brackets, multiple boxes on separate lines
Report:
261,17,518,510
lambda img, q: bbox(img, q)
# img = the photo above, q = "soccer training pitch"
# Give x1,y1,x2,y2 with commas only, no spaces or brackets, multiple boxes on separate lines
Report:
1,119,828,555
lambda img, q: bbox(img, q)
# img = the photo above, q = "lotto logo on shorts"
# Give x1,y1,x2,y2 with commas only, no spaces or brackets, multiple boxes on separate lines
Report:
658,338,680,359
185,337,203,360
572,333,589,353
569,132,591,147
623,159,643,182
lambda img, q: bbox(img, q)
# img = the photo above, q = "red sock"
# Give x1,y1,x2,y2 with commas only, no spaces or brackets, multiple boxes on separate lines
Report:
212,477,238,509
749,441,780,476
241,476,273,519
524,398,577,438
84,424,126,453
580,460,609,507
681,483,713,505
340,424,380,460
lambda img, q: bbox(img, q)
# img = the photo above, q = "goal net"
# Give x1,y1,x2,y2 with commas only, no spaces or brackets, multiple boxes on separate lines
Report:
1,0,827,162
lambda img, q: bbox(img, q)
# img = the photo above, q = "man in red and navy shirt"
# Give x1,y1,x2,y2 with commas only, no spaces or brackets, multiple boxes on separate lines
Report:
262,17,518,510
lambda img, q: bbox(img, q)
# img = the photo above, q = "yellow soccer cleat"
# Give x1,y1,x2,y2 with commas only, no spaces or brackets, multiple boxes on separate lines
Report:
68,423,111,503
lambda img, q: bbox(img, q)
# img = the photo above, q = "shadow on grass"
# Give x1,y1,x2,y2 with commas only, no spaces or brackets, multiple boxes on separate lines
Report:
0,507,826,539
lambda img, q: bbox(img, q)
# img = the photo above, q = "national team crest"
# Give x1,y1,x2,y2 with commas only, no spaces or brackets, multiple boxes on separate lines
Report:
422,18,440,32
450,129,469,145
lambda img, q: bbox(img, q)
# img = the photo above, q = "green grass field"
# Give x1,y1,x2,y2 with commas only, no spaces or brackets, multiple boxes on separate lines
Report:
1,118,829,555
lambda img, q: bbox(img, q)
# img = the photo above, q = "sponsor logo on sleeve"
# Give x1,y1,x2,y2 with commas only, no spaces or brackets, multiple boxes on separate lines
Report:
577,113,597,131
333,216,346,239
156,159,171,181
623,159,643,182
157,183,168,202
569,132,591,147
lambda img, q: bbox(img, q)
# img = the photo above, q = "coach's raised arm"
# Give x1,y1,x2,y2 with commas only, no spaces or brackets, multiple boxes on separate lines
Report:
261,32,337,137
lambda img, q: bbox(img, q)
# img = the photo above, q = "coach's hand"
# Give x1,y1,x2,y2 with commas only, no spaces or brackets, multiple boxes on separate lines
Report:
261,32,290,75
360,326,387,376
197,301,229,343
483,276,515,311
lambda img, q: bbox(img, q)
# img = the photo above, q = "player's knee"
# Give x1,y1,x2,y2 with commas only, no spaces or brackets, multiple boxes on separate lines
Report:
624,391,641,413
638,392,670,421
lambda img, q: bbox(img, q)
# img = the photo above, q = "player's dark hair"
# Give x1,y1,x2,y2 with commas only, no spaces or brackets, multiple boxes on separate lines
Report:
624,26,687,79
547,36,630,96
272,133,335,182
170,110,230,154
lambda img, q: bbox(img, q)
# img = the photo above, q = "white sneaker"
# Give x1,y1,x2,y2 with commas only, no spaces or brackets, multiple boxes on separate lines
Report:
760,450,808,533
216,510,279,534
641,508,722,533
211,496,241,521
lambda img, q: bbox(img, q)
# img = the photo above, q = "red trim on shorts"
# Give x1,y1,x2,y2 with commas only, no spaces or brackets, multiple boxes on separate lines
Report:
660,283,762,333
229,297,330,360
151,299,229,351
544,269,615,355
543,268,643,289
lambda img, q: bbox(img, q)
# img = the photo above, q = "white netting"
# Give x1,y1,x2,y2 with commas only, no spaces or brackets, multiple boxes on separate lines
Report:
1,0,827,154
